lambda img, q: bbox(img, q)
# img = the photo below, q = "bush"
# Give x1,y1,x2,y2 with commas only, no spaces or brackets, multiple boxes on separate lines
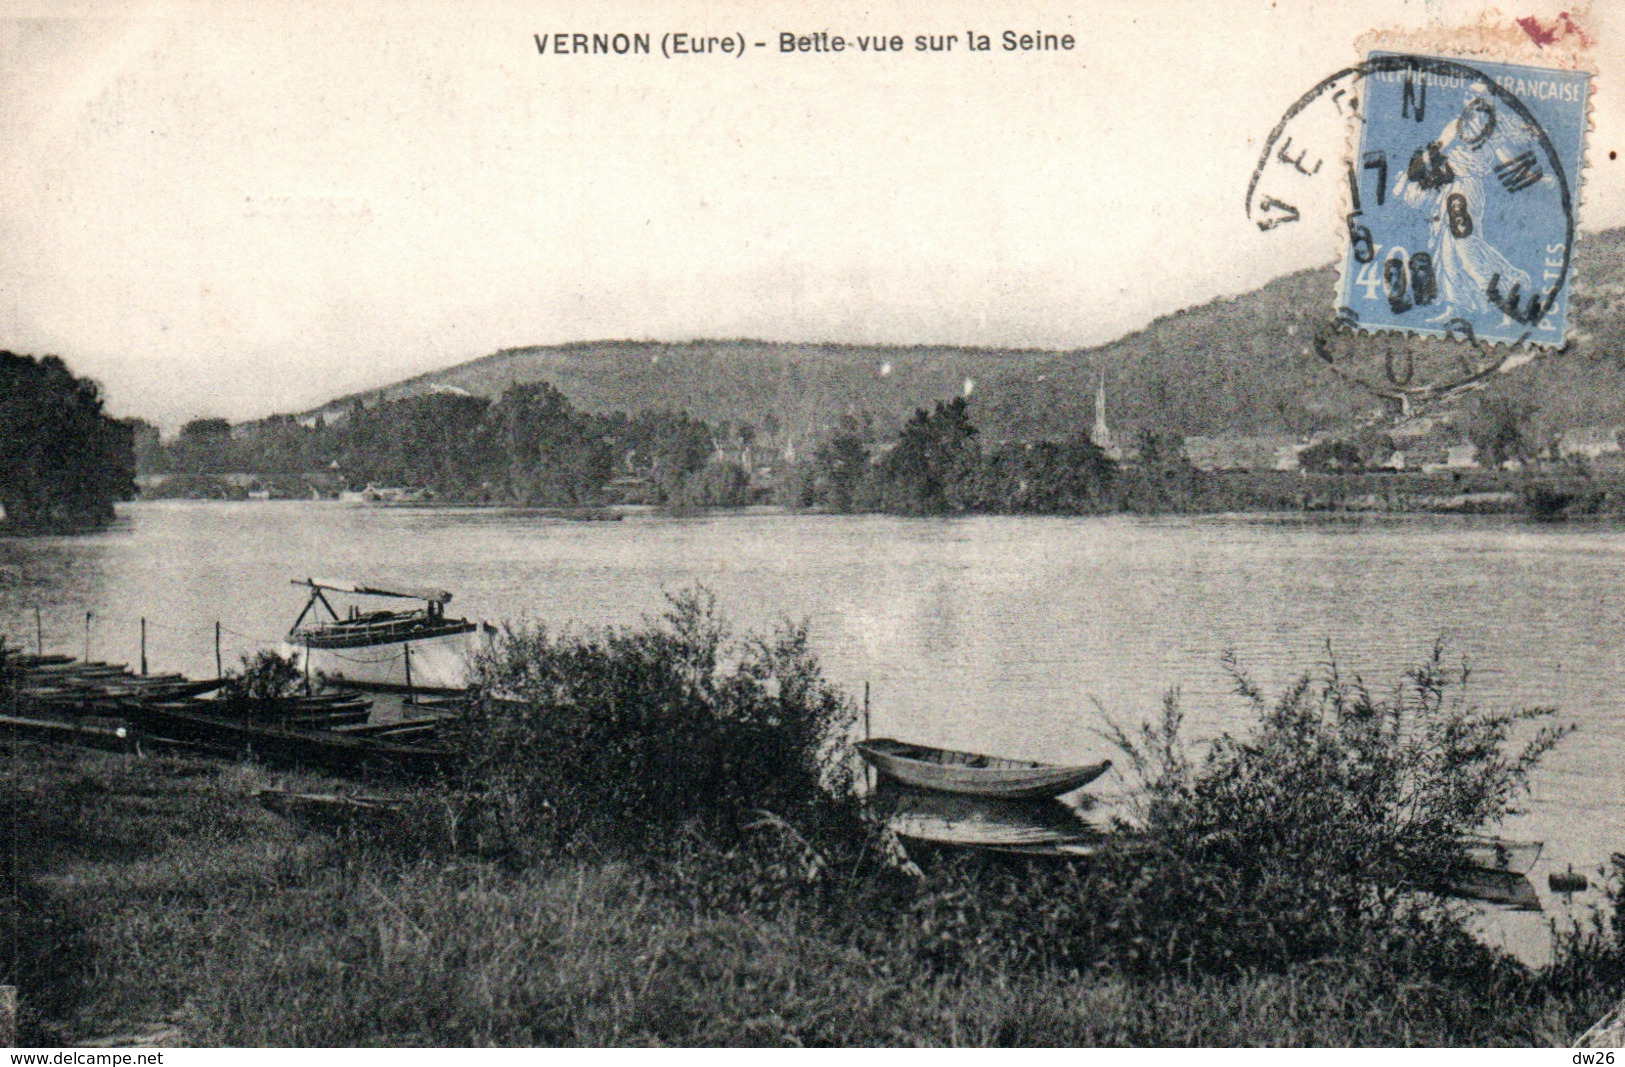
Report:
453,589,867,864
1542,855,1625,1010
1090,642,1570,975
223,649,305,703
426,610,1581,992
875,643,1572,985
674,461,752,508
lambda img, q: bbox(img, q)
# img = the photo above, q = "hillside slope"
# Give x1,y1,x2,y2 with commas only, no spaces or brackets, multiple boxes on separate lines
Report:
297,228,1625,444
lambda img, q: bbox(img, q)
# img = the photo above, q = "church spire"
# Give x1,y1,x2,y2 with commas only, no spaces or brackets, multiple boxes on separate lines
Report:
1091,367,1112,451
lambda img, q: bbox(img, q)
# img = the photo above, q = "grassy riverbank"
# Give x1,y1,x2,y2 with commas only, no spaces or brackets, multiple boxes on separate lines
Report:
2,740,1617,1046
7,600,1625,1047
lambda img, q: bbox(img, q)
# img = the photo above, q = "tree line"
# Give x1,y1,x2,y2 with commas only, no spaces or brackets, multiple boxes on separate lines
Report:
781,397,1211,515
143,383,743,507
143,383,1225,513
141,377,1279,513
149,379,1567,517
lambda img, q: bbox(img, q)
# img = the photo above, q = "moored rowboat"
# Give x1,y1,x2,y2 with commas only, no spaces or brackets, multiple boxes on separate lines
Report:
856,738,1111,799
879,785,1100,849
120,700,448,777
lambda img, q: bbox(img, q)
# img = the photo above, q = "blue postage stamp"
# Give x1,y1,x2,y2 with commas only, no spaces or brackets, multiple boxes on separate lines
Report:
1338,52,1589,347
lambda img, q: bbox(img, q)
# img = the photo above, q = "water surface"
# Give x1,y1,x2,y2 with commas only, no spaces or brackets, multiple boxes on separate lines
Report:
5,501,1623,955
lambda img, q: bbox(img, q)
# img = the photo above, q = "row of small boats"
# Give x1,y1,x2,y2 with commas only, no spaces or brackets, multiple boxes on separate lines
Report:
2,652,452,777
853,735,1546,909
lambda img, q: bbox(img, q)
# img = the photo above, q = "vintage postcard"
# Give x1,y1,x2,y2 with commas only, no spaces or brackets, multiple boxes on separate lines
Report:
2,0,1625,1052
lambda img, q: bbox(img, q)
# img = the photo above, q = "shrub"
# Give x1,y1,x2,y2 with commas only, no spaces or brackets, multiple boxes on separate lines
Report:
453,589,866,863
223,649,305,703
1521,482,1571,520
1090,642,1570,975
1543,855,1625,1008
674,461,752,508
878,643,1571,984
1300,439,1364,472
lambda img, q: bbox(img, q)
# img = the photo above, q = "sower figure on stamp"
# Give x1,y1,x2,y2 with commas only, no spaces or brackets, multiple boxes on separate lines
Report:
1391,81,1542,325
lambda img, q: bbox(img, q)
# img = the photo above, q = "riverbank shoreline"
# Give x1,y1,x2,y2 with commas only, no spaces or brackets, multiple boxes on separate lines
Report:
3,737,1616,1047
128,470,1625,520
9,500,1625,999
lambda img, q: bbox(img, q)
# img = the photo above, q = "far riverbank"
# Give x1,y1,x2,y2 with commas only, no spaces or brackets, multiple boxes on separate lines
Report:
132,468,1625,520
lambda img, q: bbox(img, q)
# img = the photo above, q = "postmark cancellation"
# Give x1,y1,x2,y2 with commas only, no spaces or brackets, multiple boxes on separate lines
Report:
1248,12,1596,407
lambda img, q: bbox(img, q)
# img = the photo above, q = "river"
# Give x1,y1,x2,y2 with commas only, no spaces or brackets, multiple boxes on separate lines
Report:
4,500,1623,958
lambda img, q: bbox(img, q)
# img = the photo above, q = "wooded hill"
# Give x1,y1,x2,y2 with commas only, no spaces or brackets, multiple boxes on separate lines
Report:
292,228,1625,446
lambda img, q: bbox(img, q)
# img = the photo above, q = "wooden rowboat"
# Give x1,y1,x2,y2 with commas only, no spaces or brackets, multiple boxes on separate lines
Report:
1446,868,1543,910
856,738,1111,799
879,786,1100,850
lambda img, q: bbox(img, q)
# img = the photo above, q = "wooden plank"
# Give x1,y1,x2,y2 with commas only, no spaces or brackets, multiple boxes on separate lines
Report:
0,712,138,751
122,701,450,777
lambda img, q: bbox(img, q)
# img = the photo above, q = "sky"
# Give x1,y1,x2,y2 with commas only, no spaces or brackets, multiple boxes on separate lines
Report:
0,0,1621,431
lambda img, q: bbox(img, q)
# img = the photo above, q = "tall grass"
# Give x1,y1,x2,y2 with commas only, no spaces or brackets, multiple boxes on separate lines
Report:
3,741,1613,1046
4,597,1619,1046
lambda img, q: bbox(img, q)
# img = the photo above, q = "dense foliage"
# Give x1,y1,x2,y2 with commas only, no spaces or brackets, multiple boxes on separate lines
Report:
0,352,135,530
453,590,866,861
773,400,1125,515
1087,646,1569,973
223,649,306,704
440,588,1578,993
147,382,733,507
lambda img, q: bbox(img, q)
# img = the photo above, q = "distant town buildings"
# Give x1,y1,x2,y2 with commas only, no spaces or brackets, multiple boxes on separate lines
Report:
1182,435,1304,472
1557,426,1623,460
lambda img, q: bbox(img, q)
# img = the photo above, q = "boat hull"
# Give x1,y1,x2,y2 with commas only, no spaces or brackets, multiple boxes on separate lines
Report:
879,786,1099,849
122,701,449,777
856,738,1111,799
281,626,486,691
1462,835,1542,876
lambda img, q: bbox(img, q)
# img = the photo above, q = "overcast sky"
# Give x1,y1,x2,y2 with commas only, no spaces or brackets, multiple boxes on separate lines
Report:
1,0,1621,430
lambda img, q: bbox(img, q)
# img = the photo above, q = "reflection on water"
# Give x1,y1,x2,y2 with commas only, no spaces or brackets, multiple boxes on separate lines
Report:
4,500,1625,956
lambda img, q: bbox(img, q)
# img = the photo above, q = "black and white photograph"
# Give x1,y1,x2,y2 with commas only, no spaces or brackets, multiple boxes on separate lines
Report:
4,0,1625,1049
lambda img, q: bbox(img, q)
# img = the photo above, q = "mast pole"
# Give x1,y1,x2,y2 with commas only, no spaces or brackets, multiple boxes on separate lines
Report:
403,641,414,706
863,680,873,794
